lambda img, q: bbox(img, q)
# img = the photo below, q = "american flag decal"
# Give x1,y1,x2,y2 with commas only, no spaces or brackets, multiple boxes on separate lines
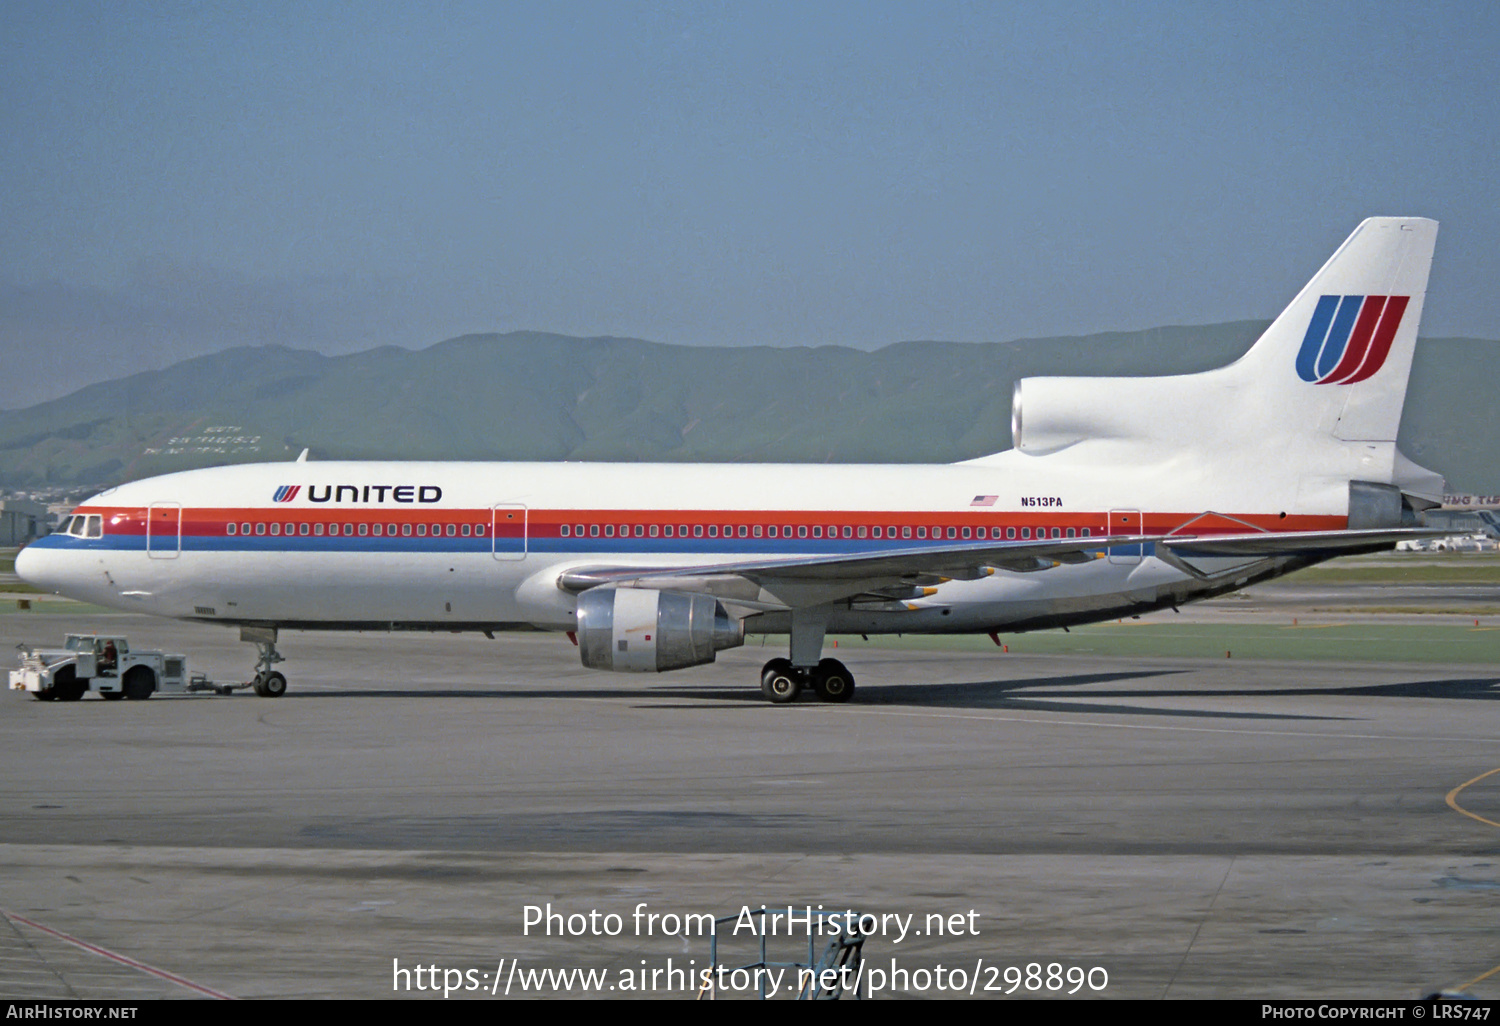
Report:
970,495,998,507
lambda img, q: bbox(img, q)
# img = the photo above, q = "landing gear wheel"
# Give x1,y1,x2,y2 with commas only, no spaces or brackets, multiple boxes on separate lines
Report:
32,686,55,702
53,669,86,702
122,667,155,700
811,658,855,703
101,691,124,701
258,671,287,698
760,658,802,704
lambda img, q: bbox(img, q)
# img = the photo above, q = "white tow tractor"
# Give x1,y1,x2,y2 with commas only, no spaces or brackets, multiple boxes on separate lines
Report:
9,634,226,701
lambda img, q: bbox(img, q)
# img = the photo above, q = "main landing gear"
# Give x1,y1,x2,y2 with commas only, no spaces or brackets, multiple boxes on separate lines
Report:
243,627,287,698
759,657,856,704
758,608,856,704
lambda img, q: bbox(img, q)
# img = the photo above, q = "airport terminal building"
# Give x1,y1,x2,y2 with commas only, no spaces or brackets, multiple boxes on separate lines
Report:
0,498,48,546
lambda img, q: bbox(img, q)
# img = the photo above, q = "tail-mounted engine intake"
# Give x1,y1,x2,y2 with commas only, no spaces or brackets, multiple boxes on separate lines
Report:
577,587,744,673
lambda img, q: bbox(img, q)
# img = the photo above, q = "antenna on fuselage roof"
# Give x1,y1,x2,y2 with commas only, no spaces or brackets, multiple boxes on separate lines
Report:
295,448,309,463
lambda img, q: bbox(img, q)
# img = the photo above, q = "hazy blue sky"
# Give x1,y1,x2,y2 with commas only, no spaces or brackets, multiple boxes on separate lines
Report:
2,1,1496,407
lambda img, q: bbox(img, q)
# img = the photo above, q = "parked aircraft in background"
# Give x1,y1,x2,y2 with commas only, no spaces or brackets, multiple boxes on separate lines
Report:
19,218,1444,703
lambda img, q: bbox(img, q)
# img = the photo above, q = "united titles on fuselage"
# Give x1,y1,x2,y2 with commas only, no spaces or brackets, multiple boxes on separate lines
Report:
304,485,444,504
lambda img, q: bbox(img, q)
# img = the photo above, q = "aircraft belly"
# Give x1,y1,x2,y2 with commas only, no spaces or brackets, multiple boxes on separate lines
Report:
747,557,1224,636
91,551,536,625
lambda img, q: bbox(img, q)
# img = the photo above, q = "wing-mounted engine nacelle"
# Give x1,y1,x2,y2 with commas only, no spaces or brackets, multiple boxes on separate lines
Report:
577,587,744,673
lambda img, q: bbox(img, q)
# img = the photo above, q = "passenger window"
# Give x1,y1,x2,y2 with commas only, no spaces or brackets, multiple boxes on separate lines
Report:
1021,527,1031,539
256,523,266,536
1007,527,1016,540
797,525,807,539
446,524,456,537
270,523,281,536
344,524,354,536
916,528,926,539
857,526,867,539
590,524,600,537
414,524,423,536
1066,527,1075,538
812,526,823,539
575,524,584,537
358,523,369,536
605,524,615,537
462,524,471,537
649,524,659,538
1052,527,1061,538
738,525,748,538
753,525,763,538
226,523,237,536
241,522,251,535
300,523,311,536
560,524,571,537
871,527,881,539
961,527,971,540
315,523,325,536
634,524,645,537
663,525,674,538
842,526,852,539
403,524,412,536
768,526,778,538
1083,528,1091,537
694,525,704,538
372,524,383,537
708,525,718,538
475,525,484,537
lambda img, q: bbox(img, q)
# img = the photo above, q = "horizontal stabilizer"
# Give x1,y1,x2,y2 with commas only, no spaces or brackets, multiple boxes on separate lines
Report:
1164,527,1448,558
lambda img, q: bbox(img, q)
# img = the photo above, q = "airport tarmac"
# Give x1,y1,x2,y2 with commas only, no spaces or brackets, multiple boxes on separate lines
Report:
0,608,1497,1000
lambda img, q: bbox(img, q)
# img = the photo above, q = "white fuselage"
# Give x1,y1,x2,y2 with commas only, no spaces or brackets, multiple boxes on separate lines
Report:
17,452,1342,638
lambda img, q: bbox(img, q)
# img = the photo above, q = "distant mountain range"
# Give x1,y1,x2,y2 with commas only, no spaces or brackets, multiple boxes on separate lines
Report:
0,325,1493,490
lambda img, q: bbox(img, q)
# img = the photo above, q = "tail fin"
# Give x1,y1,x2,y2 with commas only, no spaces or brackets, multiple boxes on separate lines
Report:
1000,218,1438,479
1234,217,1437,444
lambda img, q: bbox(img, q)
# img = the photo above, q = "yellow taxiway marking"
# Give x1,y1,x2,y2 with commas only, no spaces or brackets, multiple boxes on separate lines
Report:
1446,766,1500,830
1444,767,1500,998
1456,961,1500,994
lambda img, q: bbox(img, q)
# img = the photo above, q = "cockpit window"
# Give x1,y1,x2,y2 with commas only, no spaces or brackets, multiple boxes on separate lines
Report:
61,514,103,538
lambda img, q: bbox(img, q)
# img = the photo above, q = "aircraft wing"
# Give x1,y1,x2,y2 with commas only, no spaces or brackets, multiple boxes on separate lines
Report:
557,526,1443,610
557,533,1159,608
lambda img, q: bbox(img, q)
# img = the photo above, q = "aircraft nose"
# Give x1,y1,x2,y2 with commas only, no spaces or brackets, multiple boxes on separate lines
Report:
14,544,57,592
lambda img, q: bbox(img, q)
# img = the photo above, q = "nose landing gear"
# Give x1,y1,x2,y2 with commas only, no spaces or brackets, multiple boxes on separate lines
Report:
243,627,287,698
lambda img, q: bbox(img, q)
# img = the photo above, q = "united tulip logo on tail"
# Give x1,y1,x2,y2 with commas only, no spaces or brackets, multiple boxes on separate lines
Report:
1295,294,1410,384
273,485,301,502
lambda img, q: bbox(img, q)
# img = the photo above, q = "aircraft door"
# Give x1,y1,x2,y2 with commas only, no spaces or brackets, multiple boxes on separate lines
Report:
146,503,182,559
491,504,527,560
1107,509,1143,565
